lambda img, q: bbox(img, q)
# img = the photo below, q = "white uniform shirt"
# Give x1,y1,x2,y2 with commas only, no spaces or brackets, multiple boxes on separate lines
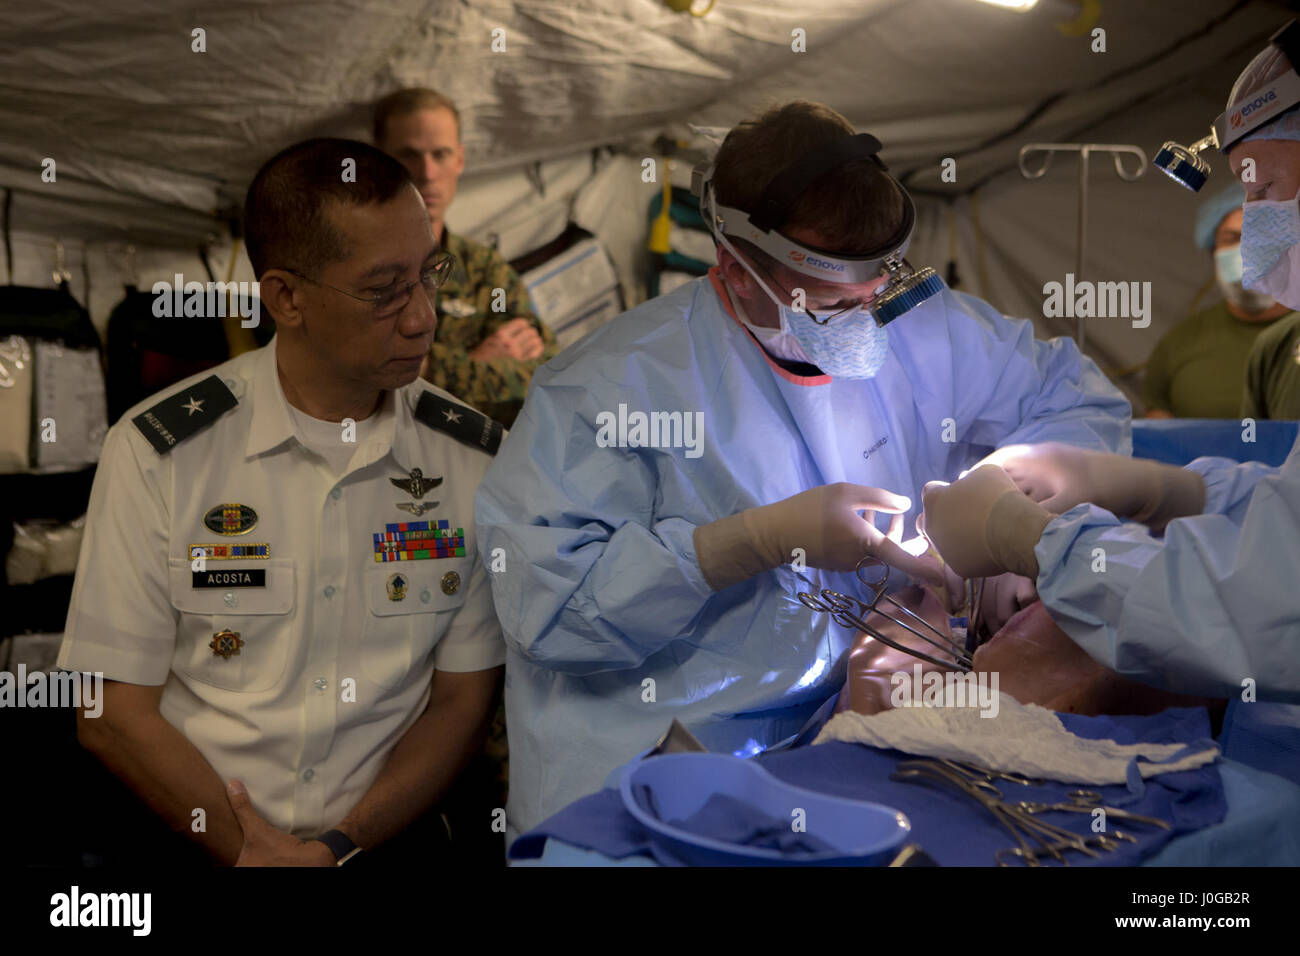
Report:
58,340,505,837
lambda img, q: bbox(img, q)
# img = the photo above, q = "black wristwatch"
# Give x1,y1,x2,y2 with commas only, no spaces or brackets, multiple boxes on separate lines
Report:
316,828,363,866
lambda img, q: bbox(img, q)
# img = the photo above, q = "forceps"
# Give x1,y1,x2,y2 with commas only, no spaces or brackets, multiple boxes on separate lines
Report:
1014,791,1172,830
938,758,1046,789
894,759,1129,866
797,556,974,671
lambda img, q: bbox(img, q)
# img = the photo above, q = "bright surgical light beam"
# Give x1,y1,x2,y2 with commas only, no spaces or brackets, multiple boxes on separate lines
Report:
972,0,1039,10
900,534,932,558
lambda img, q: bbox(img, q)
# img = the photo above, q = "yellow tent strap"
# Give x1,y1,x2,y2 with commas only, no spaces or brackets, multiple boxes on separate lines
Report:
1056,0,1101,39
648,159,673,254
221,237,258,357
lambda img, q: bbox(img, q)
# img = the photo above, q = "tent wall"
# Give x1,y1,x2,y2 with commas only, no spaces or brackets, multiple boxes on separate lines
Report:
2,0,1294,410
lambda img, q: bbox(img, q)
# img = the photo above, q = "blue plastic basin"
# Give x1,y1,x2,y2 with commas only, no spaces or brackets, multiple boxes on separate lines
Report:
620,752,910,866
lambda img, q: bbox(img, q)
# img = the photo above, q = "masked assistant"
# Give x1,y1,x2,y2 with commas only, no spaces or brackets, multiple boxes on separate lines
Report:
1197,183,1278,312
1216,243,1278,312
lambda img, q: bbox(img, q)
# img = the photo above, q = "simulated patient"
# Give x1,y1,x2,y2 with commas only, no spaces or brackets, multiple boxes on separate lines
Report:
836,578,1225,726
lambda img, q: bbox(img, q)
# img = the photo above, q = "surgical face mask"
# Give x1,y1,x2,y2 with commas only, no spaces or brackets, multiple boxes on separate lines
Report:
1241,187,1300,311
746,320,813,365
722,239,891,379
723,282,813,363
778,299,890,380
1214,243,1279,313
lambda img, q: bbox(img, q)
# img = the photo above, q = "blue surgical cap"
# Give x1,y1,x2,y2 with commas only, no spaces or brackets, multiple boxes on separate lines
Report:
1194,182,1245,250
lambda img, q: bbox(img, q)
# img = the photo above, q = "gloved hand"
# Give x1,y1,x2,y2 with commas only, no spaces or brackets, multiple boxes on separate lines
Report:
693,482,947,591
919,465,1052,579
976,443,1206,533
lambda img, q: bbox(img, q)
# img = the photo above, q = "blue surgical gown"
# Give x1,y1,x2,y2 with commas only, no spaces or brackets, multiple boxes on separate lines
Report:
1037,438,1300,704
475,270,1131,834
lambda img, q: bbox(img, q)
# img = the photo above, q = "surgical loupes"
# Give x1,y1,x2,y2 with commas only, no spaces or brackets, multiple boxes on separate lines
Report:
871,254,945,326
1153,134,1217,193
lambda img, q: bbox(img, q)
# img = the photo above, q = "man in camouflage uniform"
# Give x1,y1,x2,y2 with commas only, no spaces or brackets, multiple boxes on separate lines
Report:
374,87,558,429
375,91,546,860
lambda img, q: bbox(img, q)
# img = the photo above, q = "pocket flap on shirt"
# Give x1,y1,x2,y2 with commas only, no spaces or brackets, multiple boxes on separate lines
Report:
168,557,296,614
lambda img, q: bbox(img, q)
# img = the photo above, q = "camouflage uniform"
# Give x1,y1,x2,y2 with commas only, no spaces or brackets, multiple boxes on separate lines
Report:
427,229,558,429
428,232,552,811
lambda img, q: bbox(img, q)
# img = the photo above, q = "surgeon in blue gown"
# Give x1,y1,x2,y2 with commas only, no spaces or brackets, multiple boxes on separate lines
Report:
475,101,1131,837
920,32,1300,788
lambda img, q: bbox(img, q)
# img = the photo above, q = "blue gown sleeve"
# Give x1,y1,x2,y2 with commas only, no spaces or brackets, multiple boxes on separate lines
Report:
473,387,716,675
1188,455,1279,518
949,293,1132,456
1034,455,1300,703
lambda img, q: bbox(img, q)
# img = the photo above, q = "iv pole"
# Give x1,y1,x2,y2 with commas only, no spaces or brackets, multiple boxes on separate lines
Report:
1018,143,1147,352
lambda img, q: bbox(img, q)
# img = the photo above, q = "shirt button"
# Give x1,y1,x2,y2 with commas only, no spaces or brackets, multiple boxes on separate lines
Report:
324,585,335,598
302,769,315,782
330,487,341,500
223,592,236,607
314,678,328,691
420,588,432,604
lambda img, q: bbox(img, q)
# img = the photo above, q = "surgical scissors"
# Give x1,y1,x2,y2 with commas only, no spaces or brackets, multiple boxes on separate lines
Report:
797,556,974,671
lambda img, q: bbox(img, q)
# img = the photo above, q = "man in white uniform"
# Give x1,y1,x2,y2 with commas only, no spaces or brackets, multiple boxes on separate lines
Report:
58,139,505,866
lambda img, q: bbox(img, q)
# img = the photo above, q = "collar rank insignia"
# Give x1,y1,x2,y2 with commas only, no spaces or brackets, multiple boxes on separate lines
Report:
391,468,443,499
210,629,244,659
132,375,238,454
414,391,503,455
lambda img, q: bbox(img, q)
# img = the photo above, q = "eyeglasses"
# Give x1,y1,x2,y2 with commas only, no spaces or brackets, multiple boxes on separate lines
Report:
762,263,881,326
286,252,457,316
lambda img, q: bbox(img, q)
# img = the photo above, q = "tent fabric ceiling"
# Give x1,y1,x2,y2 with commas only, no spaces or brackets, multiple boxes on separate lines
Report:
6,0,1300,407
0,0,1288,249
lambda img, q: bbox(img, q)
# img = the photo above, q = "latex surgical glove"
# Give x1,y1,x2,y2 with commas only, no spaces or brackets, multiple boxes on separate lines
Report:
977,443,1205,533
693,482,947,591
919,465,1052,579
934,557,967,616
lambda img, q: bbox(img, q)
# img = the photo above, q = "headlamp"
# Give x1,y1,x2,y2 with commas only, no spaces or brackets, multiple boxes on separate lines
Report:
1155,19,1300,192
691,133,944,326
